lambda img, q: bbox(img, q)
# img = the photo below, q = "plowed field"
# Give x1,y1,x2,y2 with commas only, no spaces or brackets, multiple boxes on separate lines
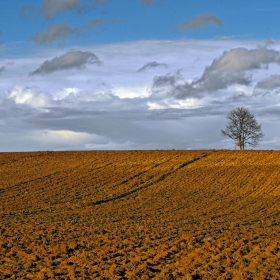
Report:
1,150,280,279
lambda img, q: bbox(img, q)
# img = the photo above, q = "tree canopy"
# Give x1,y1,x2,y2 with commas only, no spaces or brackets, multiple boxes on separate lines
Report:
221,107,264,150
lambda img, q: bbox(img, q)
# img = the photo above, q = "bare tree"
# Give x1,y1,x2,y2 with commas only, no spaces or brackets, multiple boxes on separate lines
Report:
221,107,264,150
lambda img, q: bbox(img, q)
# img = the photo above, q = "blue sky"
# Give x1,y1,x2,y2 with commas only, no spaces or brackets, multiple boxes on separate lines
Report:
1,0,280,151
1,1,280,46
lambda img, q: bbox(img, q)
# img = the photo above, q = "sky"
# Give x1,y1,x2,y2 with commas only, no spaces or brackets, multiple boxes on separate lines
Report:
1,0,280,151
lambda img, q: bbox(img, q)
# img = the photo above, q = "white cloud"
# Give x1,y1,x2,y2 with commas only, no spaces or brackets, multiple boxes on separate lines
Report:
256,74,280,89
6,85,52,108
34,130,93,144
54,87,80,100
1,39,280,151
16,129,109,151
149,44,280,99
113,86,149,98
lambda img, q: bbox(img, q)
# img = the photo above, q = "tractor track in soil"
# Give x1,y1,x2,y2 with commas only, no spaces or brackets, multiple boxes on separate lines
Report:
88,156,205,206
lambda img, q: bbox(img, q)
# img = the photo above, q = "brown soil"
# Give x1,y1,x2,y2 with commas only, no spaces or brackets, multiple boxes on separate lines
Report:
1,150,280,279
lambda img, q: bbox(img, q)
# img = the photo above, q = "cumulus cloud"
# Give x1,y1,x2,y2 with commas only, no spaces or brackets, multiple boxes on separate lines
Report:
176,14,222,30
40,0,80,18
195,46,280,91
137,61,167,73
32,23,79,45
256,75,280,89
206,47,280,72
6,85,53,108
29,50,101,76
150,46,280,99
19,5,34,18
150,71,196,99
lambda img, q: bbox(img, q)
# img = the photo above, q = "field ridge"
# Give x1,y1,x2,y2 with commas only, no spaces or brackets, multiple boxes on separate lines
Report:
1,150,280,279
